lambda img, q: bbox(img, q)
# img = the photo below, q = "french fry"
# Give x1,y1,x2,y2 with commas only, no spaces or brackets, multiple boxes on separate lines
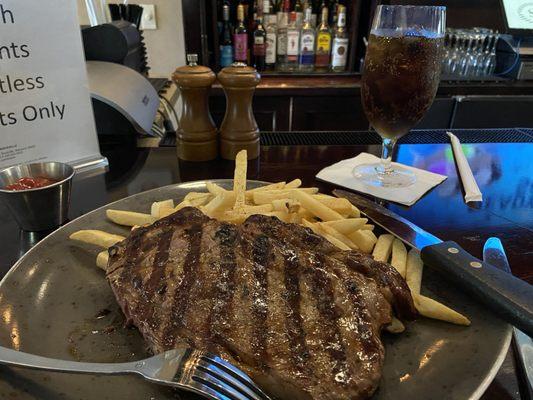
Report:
272,199,291,213
244,204,274,213
70,230,125,248
302,220,350,250
323,233,352,250
287,201,301,214
319,224,359,250
390,239,408,278
362,229,378,243
414,294,471,326
183,192,212,202
348,230,377,254
312,196,353,214
219,211,250,224
245,182,286,201
372,234,394,262
386,317,405,333
285,179,302,189
297,207,315,222
250,182,286,192
202,192,236,216
233,150,247,210
361,224,374,231
252,188,319,204
174,199,192,212
321,218,368,235
313,193,334,199
96,251,109,270
106,209,155,227
157,208,176,218
264,211,292,223
348,205,361,218
301,218,321,234
206,182,227,196
187,194,212,207
289,190,344,221
406,249,424,295
151,199,175,218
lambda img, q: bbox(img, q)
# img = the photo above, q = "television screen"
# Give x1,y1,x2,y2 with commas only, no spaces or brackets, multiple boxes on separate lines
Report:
502,0,533,30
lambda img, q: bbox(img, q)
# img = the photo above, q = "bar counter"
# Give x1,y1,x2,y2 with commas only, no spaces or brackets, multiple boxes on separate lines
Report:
0,129,532,399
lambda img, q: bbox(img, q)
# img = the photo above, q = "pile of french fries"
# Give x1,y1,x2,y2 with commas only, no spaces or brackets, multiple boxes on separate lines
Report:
70,150,469,328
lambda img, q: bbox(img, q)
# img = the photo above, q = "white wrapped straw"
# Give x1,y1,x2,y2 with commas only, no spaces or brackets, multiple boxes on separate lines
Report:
447,132,483,203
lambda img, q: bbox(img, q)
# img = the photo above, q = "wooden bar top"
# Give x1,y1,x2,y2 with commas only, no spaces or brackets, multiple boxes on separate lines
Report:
210,74,533,96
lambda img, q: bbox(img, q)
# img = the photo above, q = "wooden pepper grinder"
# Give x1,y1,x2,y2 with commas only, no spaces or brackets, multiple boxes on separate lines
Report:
172,54,217,161
218,63,261,160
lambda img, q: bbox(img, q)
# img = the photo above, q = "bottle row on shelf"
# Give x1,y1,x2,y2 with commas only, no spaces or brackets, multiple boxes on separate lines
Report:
219,0,350,73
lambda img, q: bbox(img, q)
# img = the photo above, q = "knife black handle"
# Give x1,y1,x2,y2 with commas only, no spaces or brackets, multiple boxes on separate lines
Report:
421,241,533,337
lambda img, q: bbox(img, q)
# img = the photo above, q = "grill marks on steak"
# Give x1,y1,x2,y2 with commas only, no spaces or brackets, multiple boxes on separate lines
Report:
107,207,415,400
243,214,417,321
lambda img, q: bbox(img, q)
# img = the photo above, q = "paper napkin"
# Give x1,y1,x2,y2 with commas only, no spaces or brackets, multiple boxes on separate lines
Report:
316,153,447,206
446,132,483,203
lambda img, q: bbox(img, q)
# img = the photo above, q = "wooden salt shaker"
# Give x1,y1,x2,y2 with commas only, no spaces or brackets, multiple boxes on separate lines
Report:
172,54,217,161
218,63,261,160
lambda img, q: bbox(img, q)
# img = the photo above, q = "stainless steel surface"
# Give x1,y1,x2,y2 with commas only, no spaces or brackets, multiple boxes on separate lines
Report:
483,238,533,399
0,345,269,400
0,180,512,400
0,162,74,231
86,61,159,135
332,190,442,250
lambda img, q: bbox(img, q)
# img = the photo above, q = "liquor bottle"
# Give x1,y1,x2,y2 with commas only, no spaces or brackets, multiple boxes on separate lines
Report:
264,0,277,70
249,0,259,33
285,11,300,71
234,4,248,64
315,6,331,71
276,1,290,70
329,0,339,26
295,0,304,27
253,16,266,71
277,0,290,27
331,4,348,72
305,0,317,27
220,4,234,68
299,8,315,71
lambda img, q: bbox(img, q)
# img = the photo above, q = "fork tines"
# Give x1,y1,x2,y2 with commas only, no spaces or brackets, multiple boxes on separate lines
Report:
185,350,270,400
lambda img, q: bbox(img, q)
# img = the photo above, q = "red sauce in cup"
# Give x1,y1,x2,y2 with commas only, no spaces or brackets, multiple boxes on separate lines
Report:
4,177,58,191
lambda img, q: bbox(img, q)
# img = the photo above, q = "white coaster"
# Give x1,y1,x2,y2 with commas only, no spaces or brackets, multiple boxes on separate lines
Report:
316,153,447,206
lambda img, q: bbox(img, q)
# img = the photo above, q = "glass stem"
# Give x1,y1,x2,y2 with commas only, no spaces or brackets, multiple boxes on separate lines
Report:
380,138,396,174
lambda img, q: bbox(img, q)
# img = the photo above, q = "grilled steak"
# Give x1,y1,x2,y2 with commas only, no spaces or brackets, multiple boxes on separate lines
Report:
106,207,416,400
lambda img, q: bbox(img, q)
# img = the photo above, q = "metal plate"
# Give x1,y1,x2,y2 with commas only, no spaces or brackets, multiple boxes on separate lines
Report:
0,180,511,400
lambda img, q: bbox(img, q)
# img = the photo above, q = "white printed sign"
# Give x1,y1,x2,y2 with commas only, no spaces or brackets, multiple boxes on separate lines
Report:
0,0,104,169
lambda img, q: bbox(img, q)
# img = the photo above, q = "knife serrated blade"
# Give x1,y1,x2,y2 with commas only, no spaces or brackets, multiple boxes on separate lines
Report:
333,189,441,250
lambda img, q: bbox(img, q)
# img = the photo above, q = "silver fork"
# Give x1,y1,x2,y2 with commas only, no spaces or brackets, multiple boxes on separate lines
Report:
0,345,271,400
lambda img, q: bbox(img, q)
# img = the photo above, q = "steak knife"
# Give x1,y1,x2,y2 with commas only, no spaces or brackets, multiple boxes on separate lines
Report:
333,189,533,337
483,238,533,399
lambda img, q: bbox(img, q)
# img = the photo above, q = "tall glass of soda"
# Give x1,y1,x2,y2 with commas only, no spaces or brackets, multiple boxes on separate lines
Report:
354,5,446,187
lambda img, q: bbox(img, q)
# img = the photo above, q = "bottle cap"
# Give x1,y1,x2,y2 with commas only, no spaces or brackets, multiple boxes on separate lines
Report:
187,54,198,66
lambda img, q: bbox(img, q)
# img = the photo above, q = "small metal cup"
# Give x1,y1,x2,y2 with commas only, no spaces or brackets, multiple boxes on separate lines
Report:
0,162,75,231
